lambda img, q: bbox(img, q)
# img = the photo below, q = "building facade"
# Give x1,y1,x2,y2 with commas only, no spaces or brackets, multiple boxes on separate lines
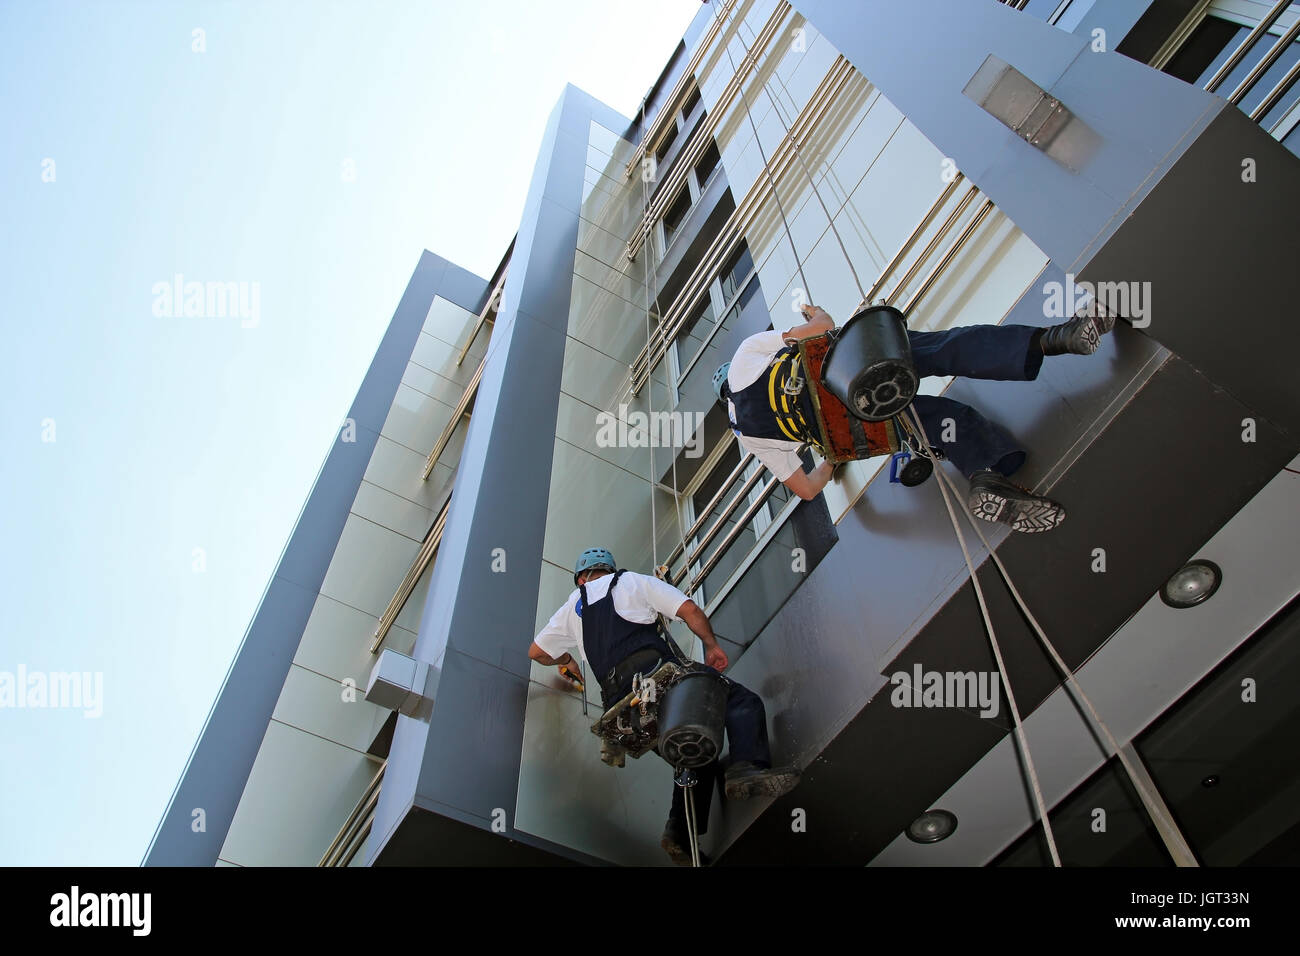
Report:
147,0,1300,867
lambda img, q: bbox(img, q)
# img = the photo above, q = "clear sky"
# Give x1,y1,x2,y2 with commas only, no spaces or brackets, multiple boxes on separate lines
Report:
0,0,705,866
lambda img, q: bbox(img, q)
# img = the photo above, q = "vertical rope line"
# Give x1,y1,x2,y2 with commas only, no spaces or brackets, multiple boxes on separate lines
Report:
639,95,661,570
930,462,1172,830
905,405,1062,866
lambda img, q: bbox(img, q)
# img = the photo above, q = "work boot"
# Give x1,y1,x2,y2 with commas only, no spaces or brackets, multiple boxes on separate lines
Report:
661,820,710,866
723,762,802,800
1038,308,1117,356
967,470,1066,533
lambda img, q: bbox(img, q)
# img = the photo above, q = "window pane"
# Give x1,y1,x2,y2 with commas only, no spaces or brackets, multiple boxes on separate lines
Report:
655,121,679,163
695,140,721,186
662,188,692,242
676,297,717,368
718,244,754,305
681,85,702,119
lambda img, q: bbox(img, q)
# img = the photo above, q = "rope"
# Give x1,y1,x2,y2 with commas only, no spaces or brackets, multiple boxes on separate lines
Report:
638,95,662,571
682,773,702,867
904,404,1061,866
929,461,1159,816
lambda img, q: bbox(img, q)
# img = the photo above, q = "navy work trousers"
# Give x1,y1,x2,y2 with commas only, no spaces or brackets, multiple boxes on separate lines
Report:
664,671,770,835
906,323,1043,478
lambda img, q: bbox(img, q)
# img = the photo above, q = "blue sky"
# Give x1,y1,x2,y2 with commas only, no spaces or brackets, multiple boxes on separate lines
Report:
0,0,704,866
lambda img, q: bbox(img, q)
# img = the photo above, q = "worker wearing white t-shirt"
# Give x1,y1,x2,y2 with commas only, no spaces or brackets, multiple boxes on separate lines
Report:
715,302,1118,533
528,546,800,864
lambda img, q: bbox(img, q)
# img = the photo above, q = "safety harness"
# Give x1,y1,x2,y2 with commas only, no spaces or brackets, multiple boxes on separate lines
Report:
726,345,821,448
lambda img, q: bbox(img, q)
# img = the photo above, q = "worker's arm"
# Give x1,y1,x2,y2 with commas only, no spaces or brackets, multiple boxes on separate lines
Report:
675,599,729,672
528,642,577,669
781,304,835,343
783,460,837,501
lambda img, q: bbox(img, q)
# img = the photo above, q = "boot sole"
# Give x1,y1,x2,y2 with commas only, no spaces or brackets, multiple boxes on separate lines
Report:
661,833,710,866
1075,310,1118,354
970,488,1066,533
724,769,802,800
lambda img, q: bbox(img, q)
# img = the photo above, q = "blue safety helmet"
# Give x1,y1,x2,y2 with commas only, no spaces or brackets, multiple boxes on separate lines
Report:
712,362,731,403
574,547,616,585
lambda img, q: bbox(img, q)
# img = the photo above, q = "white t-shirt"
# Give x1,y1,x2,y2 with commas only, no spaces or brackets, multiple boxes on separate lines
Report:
726,329,807,481
533,570,690,669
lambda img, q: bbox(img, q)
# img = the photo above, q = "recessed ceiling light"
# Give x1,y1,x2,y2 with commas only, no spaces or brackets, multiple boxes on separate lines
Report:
1202,775,1220,788
906,809,958,844
1160,559,1222,609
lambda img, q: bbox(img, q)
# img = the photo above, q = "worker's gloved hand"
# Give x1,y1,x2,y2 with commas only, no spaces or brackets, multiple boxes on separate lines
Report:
704,644,729,672
558,659,583,688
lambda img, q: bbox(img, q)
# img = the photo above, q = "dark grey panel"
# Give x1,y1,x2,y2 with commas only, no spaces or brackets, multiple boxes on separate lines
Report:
1080,105,1300,440
144,251,488,866
373,802,589,867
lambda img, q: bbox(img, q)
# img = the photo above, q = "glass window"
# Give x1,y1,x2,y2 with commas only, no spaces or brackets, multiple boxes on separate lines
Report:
681,85,702,119
655,120,679,164
718,244,754,306
694,140,721,186
675,440,836,649
661,188,692,244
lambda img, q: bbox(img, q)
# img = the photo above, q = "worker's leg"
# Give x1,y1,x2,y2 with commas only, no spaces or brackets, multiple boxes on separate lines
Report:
719,676,772,766
911,394,1025,478
665,676,769,835
907,324,1044,383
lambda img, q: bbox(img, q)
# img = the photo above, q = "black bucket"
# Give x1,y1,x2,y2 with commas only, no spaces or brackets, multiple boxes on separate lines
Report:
821,305,918,422
658,672,727,768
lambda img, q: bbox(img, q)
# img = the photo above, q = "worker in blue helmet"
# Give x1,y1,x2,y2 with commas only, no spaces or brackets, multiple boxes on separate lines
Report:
528,547,800,865
715,302,1117,532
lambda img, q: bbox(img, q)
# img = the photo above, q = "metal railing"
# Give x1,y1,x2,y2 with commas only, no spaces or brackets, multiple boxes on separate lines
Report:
319,760,385,867
629,55,859,393
455,268,507,367
1204,0,1292,92
368,495,451,654
1226,11,1300,107
623,0,741,180
626,0,794,261
422,356,483,480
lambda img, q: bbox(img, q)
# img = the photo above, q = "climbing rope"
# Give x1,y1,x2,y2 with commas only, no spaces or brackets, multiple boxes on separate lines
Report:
929,460,1164,830
904,404,1062,866
682,772,702,867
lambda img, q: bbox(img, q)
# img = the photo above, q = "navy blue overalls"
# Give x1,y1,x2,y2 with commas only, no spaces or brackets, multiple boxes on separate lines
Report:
730,324,1044,479
579,570,772,834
